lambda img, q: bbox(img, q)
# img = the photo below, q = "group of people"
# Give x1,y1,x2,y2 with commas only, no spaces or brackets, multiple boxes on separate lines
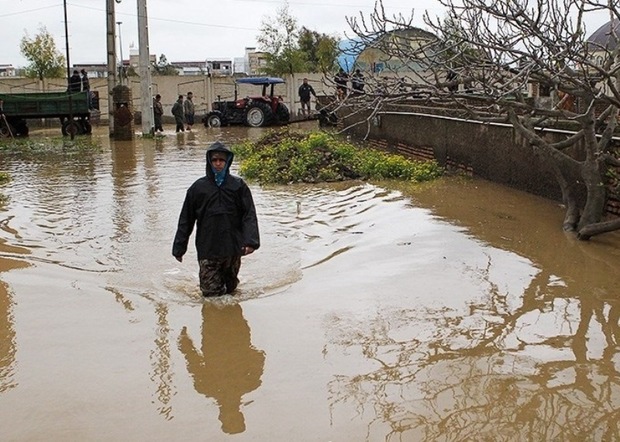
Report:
334,68,365,100
153,70,368,134
172,92,195,133
297,69,366,115
68,69,93,109
152,91,195,134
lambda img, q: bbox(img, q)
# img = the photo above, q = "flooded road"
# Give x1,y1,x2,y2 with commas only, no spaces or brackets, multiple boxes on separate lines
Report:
1,124,619,441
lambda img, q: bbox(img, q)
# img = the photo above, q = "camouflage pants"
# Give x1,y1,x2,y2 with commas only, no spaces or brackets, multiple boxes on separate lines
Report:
198,256,241,297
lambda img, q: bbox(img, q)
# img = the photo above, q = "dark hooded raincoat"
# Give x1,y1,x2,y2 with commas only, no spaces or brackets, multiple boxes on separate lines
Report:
172,142,260,260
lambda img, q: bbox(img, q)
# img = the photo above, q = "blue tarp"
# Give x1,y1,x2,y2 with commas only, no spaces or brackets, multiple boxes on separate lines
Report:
337,38,368,73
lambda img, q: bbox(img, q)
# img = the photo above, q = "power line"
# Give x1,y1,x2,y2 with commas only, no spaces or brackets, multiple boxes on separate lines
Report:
67,2,259,32
66,0,415,31
0,4,61,19
230,0,412,9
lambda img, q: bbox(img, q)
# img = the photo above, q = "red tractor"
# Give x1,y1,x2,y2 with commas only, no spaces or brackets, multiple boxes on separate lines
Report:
202,77,290,128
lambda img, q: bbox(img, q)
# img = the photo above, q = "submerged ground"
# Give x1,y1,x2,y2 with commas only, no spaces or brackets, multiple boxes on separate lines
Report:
1,124,619,441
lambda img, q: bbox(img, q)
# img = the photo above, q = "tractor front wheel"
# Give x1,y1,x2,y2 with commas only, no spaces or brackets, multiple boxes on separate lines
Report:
245,102,273,127
205,112,225,128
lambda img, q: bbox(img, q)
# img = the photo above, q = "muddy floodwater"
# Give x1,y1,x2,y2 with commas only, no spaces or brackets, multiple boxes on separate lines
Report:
1,124,620,442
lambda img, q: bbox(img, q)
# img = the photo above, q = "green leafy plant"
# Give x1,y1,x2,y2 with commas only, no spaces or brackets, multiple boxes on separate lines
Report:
234,129,443,184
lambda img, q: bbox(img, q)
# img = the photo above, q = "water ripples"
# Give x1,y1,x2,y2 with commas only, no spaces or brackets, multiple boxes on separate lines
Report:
0,131,428,304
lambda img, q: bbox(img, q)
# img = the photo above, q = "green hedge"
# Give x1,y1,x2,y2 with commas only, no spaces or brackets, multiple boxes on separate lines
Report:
234,130,443,184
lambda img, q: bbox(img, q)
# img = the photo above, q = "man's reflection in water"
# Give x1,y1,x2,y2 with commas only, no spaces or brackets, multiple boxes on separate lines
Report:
0,279,16,394
0,242,31,394
178,303,265,434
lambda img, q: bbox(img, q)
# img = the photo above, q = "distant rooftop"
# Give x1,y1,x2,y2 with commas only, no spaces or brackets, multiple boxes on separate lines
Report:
587,19,620,49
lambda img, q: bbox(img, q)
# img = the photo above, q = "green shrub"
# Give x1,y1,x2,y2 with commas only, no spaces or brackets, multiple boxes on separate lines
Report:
234,129,443,185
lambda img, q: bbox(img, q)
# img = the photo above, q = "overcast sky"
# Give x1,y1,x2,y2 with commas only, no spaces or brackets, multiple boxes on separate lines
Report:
0,0,447,68
0,0,612,69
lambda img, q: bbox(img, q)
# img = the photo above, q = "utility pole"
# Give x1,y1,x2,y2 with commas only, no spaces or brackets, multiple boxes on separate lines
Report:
137,0,154,135
62,0,75,140
106,0,118,136
117,21,124,85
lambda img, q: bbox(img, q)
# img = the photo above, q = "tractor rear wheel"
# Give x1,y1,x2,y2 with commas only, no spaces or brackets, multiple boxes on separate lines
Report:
245,102,273,127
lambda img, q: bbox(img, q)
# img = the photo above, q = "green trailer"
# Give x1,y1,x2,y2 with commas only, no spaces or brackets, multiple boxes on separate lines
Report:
0,91,98,137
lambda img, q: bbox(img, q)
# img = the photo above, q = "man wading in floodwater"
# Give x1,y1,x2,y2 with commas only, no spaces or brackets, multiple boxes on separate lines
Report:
172,142,260,297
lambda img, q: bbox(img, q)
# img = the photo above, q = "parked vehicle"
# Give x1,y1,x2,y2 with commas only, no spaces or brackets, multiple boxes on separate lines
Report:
0,91,98,137
203,77,290,128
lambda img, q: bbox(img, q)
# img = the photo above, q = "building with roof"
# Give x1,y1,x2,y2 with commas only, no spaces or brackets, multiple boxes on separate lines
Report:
586,19,619,68
247,50,269,75
0,64,16,77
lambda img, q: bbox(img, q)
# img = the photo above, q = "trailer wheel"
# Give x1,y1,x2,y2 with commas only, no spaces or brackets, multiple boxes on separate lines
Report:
62,120,84,137
0,121,15,138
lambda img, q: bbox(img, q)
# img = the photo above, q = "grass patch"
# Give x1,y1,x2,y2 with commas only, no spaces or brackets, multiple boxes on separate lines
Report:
0,136,103,158
0,172,9,206
234,129,443,184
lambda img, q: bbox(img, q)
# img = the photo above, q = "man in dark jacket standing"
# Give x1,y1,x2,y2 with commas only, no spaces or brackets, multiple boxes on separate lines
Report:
68,70,81,93
172,141,260,297
80,69,92,108
298,78,316,117
171,95,185,132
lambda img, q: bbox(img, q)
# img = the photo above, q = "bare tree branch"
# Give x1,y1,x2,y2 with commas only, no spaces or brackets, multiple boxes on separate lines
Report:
337,0,620,240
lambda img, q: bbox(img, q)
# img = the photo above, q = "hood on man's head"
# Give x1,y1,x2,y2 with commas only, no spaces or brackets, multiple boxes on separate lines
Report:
205,141,234,174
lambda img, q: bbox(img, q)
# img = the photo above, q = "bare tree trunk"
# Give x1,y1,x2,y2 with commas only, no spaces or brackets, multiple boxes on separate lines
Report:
576,113,609,234
578,161,608,229
550,162,581,231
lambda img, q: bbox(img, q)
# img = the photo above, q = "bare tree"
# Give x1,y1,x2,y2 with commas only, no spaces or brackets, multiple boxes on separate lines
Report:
344,0,620,240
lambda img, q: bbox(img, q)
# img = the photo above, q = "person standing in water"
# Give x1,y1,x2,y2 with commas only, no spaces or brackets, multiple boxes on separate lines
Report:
172,142,260,297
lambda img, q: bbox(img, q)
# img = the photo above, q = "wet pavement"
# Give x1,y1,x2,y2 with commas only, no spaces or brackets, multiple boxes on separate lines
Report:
1,123,619,441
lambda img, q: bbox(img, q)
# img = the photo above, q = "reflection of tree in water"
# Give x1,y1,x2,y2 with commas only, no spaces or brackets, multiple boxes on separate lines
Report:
178,303,265,435
326,263,620,441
